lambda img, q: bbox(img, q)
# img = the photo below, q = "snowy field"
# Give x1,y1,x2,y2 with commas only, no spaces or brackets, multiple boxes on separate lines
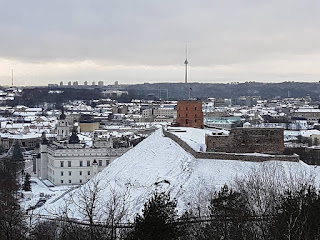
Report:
34,129,320,222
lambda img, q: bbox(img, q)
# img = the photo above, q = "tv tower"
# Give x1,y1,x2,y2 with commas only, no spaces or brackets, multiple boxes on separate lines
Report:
184,45,188,84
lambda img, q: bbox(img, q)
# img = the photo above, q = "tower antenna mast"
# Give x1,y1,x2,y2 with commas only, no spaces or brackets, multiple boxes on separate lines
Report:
184,44,188,84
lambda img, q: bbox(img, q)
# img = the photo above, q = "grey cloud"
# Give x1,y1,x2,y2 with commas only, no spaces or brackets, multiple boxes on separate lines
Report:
1,0,320,85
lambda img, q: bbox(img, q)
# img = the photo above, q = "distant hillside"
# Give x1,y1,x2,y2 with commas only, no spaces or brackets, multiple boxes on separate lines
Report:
122,82,320,100
4,82,320,107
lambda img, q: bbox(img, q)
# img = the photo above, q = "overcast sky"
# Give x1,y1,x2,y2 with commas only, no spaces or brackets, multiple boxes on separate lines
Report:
1,0,320,86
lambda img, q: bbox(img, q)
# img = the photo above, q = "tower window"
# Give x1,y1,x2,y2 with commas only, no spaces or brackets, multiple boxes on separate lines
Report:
60,161,64,167
87,160,90,167
68,161,71,167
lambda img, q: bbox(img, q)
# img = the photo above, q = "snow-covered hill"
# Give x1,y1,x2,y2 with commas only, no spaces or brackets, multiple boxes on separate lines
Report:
40,129,320,221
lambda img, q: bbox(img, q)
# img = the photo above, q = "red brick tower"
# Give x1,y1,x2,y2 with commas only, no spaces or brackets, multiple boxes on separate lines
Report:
177,100,203,128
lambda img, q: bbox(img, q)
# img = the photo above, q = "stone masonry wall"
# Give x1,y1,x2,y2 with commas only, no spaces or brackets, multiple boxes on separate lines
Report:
206,128,284,154
163,129,299,162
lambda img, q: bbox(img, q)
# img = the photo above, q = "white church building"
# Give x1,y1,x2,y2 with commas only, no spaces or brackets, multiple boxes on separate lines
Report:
36,112,130,185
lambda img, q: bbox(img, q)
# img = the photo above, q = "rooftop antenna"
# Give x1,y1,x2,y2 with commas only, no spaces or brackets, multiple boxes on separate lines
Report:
184,44,188,84
11,69,14,87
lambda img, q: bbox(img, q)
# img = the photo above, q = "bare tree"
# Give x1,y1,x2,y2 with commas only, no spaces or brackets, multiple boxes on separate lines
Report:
233,162,316,240
48,177,132,239
181,176,216,218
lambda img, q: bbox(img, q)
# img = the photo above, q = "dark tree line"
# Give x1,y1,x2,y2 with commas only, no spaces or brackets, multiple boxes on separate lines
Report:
6,87,103,107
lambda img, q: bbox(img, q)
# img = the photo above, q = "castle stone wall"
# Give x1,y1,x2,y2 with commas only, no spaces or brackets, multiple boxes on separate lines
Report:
206,128,284,154
163,128,298,162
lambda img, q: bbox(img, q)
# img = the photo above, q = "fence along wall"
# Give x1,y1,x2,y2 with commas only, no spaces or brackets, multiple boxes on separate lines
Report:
162,129,299,162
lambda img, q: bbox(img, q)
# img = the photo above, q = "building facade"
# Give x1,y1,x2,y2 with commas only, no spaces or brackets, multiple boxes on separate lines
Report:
37,115,130,185
176,100,203,128
292,108,320,123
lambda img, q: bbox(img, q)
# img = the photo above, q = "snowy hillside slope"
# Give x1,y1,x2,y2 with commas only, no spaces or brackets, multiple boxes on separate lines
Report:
39,129,320,221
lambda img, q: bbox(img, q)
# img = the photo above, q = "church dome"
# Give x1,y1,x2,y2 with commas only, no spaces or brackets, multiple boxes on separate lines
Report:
69,127,80,144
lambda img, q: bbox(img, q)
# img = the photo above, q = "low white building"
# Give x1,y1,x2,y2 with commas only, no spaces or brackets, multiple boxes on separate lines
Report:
292,107,320,123
37,114,130,185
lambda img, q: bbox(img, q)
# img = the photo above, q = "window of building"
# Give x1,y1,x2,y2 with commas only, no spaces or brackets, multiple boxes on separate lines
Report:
80,171,82,176
195,107,197,110
87,160,90,167
69,180,71,184
99,160,102,166
195,119,197,122
106,160,109,166
68,161,71,167
61,171,63,176
80,179,82,183
88,171,91,175
69,171,72,176
186,114,188,117
79,161,83,167
61,180,64,184
60,161,64,167
186,107,188,111
186,119,188,124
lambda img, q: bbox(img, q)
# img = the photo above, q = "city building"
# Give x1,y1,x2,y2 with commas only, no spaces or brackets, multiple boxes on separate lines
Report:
176,100,203,128
101,90,128,98
37,113,130,185
292,107,320,123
